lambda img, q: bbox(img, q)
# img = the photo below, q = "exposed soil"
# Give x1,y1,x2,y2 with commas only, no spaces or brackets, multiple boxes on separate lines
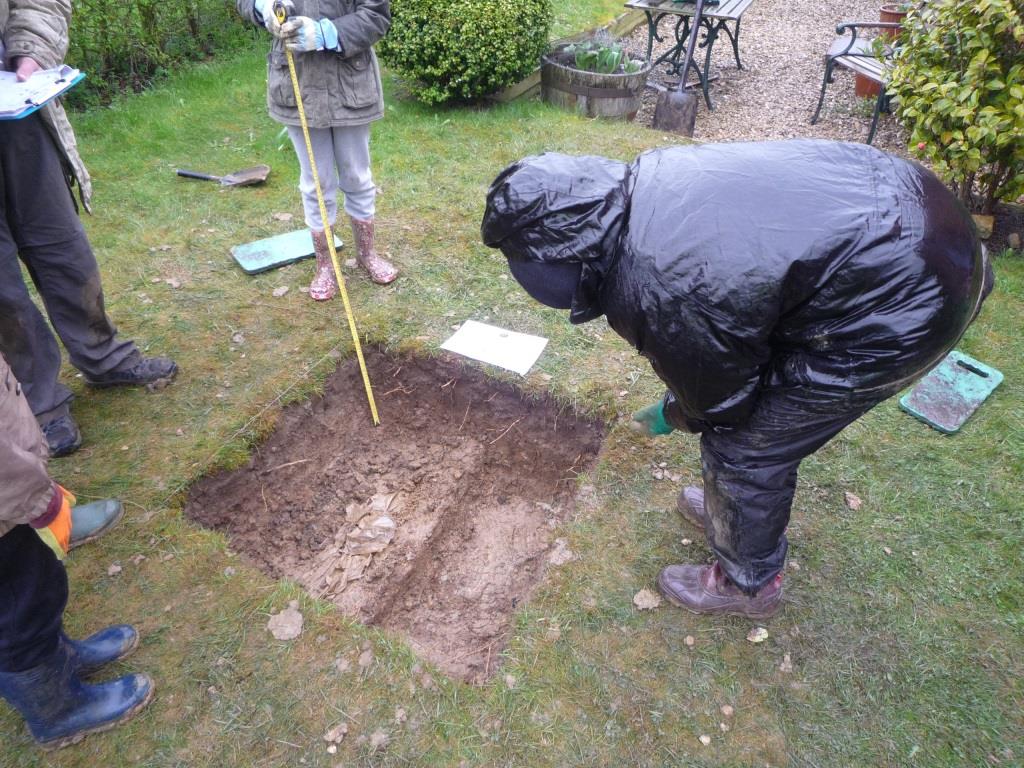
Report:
186,349,605,683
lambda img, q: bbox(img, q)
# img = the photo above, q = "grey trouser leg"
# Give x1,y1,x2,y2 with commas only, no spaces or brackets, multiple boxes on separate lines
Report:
287,124,376,229
700,387,882,595
0,114,138,422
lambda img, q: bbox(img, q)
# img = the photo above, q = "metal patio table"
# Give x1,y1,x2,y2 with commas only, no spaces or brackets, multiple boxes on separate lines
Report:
625,0,754,109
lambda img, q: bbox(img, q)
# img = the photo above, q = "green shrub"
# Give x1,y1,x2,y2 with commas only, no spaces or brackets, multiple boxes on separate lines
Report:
66,0,255,107
889,0,1024,214
378,0,552,105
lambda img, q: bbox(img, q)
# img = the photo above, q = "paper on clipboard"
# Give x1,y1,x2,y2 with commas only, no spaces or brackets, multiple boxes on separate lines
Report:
441,320,548,376
0,66,85,120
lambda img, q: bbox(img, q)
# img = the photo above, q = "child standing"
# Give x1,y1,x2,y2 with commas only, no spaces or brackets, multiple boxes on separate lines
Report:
239,0,398,298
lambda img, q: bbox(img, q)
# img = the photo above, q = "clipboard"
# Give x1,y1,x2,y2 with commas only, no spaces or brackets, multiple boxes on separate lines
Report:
0,66,86,120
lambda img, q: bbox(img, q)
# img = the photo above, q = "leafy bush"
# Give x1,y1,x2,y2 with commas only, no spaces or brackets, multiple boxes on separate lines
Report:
378,0,552,105
889,0,1024,213
67,0,255,107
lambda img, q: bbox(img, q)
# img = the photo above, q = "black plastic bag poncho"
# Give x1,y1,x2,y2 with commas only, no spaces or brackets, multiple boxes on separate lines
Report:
482,140,991,433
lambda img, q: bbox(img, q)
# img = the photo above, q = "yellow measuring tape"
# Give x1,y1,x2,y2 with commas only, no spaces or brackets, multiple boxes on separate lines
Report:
274,1,380,425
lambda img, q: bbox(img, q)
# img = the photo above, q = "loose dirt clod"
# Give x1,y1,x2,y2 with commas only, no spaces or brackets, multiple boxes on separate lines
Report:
186,350,604,682
323,723,348,743
747,626,769,643
267,600,304,640
633,589,662,611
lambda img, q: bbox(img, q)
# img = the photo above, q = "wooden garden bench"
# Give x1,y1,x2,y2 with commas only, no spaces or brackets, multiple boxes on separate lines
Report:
810,21,902,144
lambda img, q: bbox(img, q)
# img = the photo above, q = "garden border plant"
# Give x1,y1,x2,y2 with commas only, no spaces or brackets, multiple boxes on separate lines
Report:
888,0,1024,214
66,0,256,107
378,0,552,105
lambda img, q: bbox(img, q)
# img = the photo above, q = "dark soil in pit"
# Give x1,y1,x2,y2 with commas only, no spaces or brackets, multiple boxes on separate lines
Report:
185,349,605,683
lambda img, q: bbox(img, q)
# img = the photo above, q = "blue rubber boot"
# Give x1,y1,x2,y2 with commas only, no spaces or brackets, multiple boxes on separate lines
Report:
65,625,139,675
0,640,154,750
68,499,124,550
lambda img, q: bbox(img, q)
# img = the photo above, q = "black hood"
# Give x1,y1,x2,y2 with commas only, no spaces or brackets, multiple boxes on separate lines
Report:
481,152,631,323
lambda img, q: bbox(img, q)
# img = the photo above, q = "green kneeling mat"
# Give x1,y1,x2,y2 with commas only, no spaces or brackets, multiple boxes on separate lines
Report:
899,350,1003,434
231,229,343,275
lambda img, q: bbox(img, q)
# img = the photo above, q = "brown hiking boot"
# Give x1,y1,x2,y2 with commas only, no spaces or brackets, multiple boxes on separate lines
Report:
676,485,706,530
657,562,783,619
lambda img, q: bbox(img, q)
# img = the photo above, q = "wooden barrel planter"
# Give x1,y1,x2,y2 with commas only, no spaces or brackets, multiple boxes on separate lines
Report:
541,50,651,121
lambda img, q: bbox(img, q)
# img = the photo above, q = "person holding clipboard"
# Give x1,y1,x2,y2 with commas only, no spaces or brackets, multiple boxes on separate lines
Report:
0,0,177,458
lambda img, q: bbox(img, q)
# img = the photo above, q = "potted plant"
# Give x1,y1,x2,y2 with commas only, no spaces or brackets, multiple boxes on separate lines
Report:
540,34,651,121
854,5,910,98
879,3,911,37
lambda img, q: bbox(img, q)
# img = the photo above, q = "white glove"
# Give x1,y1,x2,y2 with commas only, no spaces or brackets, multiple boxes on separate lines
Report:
281,16,339,53
256,0,292,37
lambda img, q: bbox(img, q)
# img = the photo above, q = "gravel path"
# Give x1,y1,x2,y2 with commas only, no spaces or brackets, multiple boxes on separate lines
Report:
621,0,911,155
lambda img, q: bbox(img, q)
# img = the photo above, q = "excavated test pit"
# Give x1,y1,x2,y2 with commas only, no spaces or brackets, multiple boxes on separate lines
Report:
186,350,604,683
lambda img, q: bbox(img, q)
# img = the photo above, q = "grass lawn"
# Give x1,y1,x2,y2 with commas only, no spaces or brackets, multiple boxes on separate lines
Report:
552,0,632,38
3,39,1022,768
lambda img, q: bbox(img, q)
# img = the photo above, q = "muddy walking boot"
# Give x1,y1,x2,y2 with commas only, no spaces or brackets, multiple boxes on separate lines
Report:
85,356,177,389
309,229,338,301
676,485,707,530
349,216,398,285
0,638,154,750
657,562,783,619
42,413,82,458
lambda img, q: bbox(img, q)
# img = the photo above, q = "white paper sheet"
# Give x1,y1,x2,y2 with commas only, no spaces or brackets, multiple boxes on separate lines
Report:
0,66,84,119
440,320,548,376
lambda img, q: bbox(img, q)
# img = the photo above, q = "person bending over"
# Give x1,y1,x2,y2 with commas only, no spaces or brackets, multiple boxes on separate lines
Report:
482,140,992,619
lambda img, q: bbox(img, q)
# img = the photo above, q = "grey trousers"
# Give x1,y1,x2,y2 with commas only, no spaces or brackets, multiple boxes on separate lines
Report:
286,124,376,228
0,114,138,424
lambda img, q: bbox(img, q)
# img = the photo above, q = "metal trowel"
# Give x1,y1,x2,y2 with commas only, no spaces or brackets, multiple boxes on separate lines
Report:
176,165,271,187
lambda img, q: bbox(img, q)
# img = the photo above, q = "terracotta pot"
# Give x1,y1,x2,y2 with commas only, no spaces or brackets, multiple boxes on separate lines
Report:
855,72,882,98
879,3,908,39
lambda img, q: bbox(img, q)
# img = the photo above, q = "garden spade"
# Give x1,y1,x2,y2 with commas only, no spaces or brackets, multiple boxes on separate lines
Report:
651,0,706,136
175,165,271,187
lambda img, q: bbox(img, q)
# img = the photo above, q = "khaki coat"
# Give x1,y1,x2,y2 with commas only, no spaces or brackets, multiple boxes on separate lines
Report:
0,354,52,539
237,0,389,128
0,0,92,209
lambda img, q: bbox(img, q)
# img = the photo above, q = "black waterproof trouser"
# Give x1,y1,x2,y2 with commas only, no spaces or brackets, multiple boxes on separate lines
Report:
700,386,884,595
0,114,138,425
0,526,67,673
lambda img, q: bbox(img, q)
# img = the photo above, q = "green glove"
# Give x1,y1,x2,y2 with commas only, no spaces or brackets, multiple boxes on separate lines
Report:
630,402,674,436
